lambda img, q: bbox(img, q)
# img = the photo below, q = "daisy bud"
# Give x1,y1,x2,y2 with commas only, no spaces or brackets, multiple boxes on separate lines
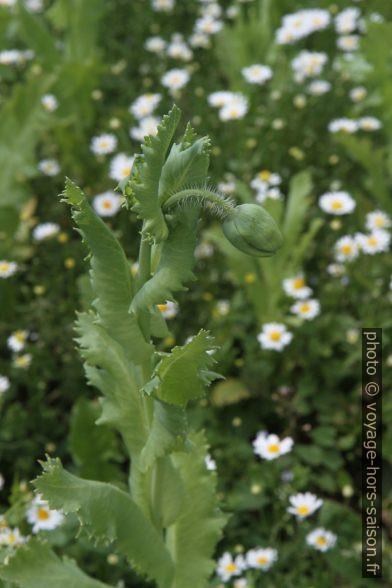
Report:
222,204,283,257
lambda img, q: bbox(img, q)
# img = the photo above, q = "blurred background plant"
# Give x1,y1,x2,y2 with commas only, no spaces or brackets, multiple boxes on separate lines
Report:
0,0,391,586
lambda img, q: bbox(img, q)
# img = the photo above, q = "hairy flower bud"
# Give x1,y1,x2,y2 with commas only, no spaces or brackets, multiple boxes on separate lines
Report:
222,203,283,257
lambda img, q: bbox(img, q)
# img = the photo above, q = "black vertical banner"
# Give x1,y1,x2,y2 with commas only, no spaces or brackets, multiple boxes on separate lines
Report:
362,328,382,578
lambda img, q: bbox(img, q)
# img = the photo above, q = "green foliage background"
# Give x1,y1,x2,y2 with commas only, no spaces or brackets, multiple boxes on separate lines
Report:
0,0,391,586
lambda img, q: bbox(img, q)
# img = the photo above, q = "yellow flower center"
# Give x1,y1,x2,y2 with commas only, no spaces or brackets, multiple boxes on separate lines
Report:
14,331,26,343
0,262,10,272
102,200,112,209
331,200,343,210
341,244,352,254
269,331,282,342
225,563,237,573
374,217,385,227
99,140,109,149
257,556,269,565
121,166,131,177
244,272,256,284
258,170,271,182
367,237,378,246
157,303,168,312
267,443,280,454
292,278,305,289
296,505,310,515
300,303,311,313
37,508,50,521
7,533,17,544
316,536,327,545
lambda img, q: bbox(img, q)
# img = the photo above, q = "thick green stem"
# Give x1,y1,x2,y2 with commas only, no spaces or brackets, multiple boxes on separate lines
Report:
163,188,235,219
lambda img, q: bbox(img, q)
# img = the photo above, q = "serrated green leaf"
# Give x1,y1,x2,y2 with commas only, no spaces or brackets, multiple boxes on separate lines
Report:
128,106,182,242
131,209,198,316
145,330,219,407
63,178,152,365
0,539,110,588
69,398,125,483
34,459,174,587
75,312,148,454
158,133,211,203
140,400,187,471
167,432,227,588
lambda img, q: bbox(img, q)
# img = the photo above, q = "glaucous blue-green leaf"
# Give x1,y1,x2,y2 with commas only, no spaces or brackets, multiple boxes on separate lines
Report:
158,126,211,203
75,312,148,454
131,209,198,316
167,432,227,588
34,458,174,588
0,539,110,588
127,105,181,242
63,178,152,365
144,330,219,407
140,400,187,471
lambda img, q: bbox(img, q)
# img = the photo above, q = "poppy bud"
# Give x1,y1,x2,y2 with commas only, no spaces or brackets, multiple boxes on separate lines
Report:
222,203,283,257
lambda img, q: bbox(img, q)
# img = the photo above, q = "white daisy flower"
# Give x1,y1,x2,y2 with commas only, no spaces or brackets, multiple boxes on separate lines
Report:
189,32,210,49
308,80,331,96
334,235,359,262
246,547,278,570
358,116,382,131
33,222,60,241
0,0,17,7
0,527,26,547
282,274,312,299
219,94,248,121
328,118,358,133
365,210,391,232
205,454,217,471
38,159,60,176
157,300,178,319
0,260,18,278
233,579,247,588
257,323,293,351
335,7,360,34
109,153,135,181
7,330,29,352
208,91,236,108
93,192,122,217
307,528,337,552
129,94,161,119
337,35,360,52
356,230,390,254
290,299,320,320
195,16,223,35
242,64,272,85
195,242,214,259
167,35,193,61
216,552,246,582
319,191,356,215
216,300,230,316
41,94,58,112
217,180,236,195
26,495,64,533
90,133,117,155
276,9,330,44
130,116,161,141
291,51,328,82
151,0,174,12
253,432,293,460
25,0,44,11
349,86,367,102
0,375,10,395
13,354,32,369
287,492,323,519
144,36,166,54
161,68,190,93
